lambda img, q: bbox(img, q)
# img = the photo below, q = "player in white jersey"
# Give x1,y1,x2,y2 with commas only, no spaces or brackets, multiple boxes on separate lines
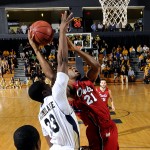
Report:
28,11,80,150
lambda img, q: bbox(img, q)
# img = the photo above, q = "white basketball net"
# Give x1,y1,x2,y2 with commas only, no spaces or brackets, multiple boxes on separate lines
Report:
99,0,130,27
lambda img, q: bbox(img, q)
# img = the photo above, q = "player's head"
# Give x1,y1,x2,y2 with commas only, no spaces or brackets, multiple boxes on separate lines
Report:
13,125,41,150
100,79,107,88
28,81,52,103
68,66,81,80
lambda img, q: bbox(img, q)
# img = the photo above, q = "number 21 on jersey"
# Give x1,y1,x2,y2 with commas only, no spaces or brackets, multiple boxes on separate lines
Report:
84,93,97,105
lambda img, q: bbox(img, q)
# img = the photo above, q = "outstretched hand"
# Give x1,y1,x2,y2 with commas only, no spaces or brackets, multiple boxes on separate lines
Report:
27,30,40,53
59,11,73,33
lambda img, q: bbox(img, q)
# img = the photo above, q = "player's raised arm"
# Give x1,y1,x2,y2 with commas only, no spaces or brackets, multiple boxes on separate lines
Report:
57,11,73,74
52,11,74,113
27,29,55,83
67,38,100,82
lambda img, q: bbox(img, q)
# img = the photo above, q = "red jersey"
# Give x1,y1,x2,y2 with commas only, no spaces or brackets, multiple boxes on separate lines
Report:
72,78,112,129
96,87,110,106
71,78,119,150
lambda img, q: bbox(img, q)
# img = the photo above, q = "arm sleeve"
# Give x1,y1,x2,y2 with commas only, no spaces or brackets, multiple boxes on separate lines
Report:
52,72,72,115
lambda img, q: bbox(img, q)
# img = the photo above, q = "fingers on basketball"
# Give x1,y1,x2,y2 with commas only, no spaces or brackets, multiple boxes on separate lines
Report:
30,20,54,46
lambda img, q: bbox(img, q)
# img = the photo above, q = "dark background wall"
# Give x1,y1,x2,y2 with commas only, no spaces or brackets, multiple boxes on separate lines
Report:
0,0,150,51
0,0,150,33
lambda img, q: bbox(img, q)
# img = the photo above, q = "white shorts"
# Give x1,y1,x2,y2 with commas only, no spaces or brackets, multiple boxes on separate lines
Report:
50,145,77,150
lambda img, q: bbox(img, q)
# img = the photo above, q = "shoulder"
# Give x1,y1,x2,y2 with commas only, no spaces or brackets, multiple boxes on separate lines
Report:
95,87,100,92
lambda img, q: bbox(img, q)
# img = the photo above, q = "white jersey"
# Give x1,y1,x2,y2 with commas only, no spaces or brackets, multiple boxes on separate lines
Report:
39,72,80,150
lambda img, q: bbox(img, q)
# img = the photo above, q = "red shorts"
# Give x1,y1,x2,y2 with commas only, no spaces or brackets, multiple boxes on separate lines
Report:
80,113,119,150
101,122,119,150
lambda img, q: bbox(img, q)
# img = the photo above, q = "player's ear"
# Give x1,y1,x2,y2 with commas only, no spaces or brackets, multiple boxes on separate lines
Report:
42,89,52,97
42,90,48,96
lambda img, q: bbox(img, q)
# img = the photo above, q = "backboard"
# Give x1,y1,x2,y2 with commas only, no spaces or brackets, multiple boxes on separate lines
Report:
66,33,92,49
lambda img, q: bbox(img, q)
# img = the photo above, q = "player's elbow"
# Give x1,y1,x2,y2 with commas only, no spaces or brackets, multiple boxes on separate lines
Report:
94,63,100,73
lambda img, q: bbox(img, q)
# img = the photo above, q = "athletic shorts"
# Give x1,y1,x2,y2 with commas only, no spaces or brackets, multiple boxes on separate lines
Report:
50,145,78,150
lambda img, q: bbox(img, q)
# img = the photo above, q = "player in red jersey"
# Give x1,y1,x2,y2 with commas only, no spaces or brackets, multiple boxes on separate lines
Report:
96,79,115,111
67,39,119,150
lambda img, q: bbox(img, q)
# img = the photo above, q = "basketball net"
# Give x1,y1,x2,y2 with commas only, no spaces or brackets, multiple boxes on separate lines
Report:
99,0,130,27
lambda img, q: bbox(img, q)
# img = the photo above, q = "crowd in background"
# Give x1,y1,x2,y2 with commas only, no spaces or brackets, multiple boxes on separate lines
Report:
0,33,150,88
91,36,150,84
91,19,143,32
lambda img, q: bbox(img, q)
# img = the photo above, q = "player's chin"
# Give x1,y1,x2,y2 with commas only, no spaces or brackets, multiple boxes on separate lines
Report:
101,85,105,88
76,72,81,76
75,73,81,80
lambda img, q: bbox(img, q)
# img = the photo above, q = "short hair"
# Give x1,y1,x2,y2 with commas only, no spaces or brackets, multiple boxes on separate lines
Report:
13,125,40,150
100,78,106,82
28,81,46,103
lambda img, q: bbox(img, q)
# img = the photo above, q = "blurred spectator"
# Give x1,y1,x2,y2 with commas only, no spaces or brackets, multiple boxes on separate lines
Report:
26,77,33,86
144,65,150,84
129,46,136,57
122,46,128,56
107,61,114,75
103,65,110,78
34,76,40,82
0,77,7,89
15,78,22,89
3,49,9,57
0,63,3,77
20,23,28,34
101,40,108,57
102,56,108,64
108,23,116,32
134,21,140,31
143,45,149,53
48,53,55,62
120,65,128,84
113,68,120,83
128,67,135,82
18,43,25,60
97,22,103,31
50,41,56,56
91,22,97,32
138,19,143,31
116,45,122,53
116,50,121,66
146,56,150,67
101,62,106,74
137,44,143,56
6,77,15,89
125,23,133,31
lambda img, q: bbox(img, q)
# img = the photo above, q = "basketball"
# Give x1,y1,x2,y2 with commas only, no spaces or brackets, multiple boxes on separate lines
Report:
30,20,54,46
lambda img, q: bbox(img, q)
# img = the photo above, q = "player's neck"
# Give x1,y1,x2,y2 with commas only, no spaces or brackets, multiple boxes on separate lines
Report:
100,87,106,91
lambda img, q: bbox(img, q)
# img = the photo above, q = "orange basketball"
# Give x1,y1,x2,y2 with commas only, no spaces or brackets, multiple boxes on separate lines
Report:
30,20,54,46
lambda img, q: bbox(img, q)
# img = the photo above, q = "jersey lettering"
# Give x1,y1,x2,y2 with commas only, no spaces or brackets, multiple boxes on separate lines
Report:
101,97,106,101
77,86,93,97
84,93,97,105
44,114,59,133
84,95,93,105
77,86,97,105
